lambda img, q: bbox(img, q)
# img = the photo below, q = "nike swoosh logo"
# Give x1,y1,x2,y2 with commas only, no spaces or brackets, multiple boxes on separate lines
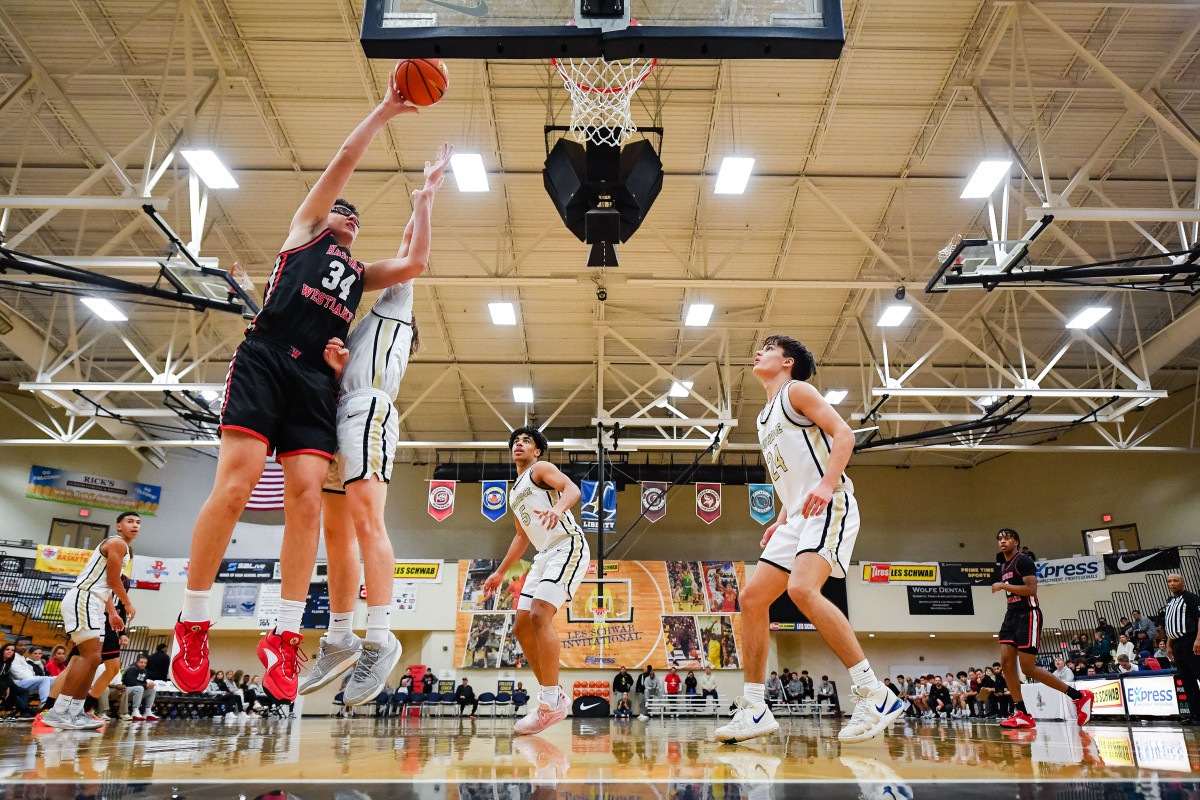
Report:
264,649,279,670
752,710,767,723
580,702,601,710
422,0,489,17
876,700,892,713
1116,552,1162,571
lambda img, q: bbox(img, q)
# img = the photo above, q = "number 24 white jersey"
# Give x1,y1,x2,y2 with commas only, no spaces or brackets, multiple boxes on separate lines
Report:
756,380,853,515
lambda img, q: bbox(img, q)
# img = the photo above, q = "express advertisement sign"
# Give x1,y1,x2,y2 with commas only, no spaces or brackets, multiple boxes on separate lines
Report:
1122,674,1180,717
1035,555,1105,586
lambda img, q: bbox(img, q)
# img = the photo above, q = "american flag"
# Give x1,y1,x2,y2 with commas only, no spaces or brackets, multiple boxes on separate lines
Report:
246,460,285,511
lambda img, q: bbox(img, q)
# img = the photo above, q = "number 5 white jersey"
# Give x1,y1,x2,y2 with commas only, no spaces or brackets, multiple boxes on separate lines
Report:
756,380,854,515
509,466,584,553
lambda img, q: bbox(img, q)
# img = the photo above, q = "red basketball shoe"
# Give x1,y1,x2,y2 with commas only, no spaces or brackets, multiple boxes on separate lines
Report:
1074,689,1094,726
1000,710,1036,729
170,618,212,693
259,629,306,702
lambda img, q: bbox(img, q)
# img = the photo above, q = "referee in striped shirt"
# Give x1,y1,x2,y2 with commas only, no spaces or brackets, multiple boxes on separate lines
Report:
1164,573,1200,725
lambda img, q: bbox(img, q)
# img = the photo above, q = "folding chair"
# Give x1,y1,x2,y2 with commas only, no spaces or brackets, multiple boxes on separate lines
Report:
477,692,496,716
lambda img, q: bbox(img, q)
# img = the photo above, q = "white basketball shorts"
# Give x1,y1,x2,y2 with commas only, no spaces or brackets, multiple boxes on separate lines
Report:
336,389,398,487
759,490,859,579
517,534,590,611
60,588,106,643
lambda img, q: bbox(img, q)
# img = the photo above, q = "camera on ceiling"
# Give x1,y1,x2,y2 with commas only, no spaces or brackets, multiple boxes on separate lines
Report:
597,286,608,302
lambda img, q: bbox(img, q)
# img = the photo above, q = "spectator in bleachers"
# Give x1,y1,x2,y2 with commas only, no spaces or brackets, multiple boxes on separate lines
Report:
1020,546,1036,561
1116,655,1137,674
634,665,650,716
1052,657,1074,682
1118,616,1133,639
455,677,478,718
1131,609,1158,641
0,643,32,718
1096,617,1117,645
146,643,170,681
120,654,158,721
614,692,631,717
420,670,436,694
765,671,783,705
27,647,47,677
46,646,67,677
799,670,814,700
1115,634,1135,663
683,670,697,696
511,682,528,715
1090,630,1113,665
374,682,393,715
786,672,804,703
927,675,952,719
664,667,681,696
613,666,633,700
991,663,1012,717
817,675,840,714
946,673,965,717
910,676,928,716
1154,639,1169,660
1134,630,1153,657
1085,666,1097,676
208,670,249,719
638,668,661,720
9,640,53,709
978,667,998,717
700,666,718,708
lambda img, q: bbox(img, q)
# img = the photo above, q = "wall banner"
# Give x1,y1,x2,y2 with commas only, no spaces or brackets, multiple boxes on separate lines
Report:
393,560,442,582
481,481,507,522
217,559,280,583
907,586,974,615
131,555,190,584
940,562,998,586
581,481,616,533
34,545,93,576
27,465,161,515
862,563,940,585
748,484,775,525
1035,556,1105,586
640,482,667,524
1103,548,1180,576
428,480,456,522
256,583,281,628
221,584,258,618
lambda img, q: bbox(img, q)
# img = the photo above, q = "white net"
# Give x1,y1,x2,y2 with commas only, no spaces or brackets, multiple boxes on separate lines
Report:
553,56,656,147
938,234,964,266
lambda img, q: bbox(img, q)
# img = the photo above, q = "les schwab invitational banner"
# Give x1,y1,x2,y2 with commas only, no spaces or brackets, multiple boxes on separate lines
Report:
454,559,746,670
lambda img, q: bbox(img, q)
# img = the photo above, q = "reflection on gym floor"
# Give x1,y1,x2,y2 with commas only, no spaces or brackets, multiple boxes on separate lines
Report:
0,715,1194,788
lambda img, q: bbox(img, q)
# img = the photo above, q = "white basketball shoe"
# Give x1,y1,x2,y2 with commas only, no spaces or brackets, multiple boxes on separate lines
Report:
713,697,779,744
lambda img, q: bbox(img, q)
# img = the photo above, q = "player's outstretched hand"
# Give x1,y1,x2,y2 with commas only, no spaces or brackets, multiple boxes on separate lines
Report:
481,571,503,596
801,484,832,519
424,142,453,189
382,79,420,116
760,520,782,549
323,337,350,380
534,508,562,530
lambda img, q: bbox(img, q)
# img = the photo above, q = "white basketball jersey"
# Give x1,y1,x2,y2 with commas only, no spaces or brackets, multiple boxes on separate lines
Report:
71,535,130,597
756,380,854,515
340,280,414,400
509,466,584,552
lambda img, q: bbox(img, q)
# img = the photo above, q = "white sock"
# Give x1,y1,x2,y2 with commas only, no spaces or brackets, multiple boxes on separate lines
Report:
181,589,212,623
275,599,306,636
743,683,766,705
849,659,882,691
328,611,354,643
539,686,560,707
56,695,74,713
365,605,390,644
68,698,85,717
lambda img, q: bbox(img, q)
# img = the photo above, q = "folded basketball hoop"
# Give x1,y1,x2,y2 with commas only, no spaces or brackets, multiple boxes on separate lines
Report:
552,23,655,147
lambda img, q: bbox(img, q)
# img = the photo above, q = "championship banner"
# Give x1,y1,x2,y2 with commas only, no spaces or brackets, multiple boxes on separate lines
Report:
1103,548,1180,576
393,560,442,582
862,562,940,585
696,483,722,525
217,559,280,583
428,480,456,522
748,484,775,525
481,480,507,522
1035,555,1104,586
581,481,615,533
640,482,667,524
131,555,190,584
35,545,95,576
27,465,161,516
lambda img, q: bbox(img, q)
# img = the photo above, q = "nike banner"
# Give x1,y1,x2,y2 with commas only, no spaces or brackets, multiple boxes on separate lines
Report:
641,481,667,524
571,696,611,718
428,480,456,522
696,483,722,524
481,480,507,522
748,484,775,525
1103,548,1180,575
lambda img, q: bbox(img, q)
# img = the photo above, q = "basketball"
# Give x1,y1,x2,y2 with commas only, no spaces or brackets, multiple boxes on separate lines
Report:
391,58,449,107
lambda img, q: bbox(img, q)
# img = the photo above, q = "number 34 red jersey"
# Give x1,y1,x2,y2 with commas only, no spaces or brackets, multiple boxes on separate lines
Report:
246,230,366,370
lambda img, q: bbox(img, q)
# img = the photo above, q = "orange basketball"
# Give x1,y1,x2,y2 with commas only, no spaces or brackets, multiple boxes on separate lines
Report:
391,58,448,107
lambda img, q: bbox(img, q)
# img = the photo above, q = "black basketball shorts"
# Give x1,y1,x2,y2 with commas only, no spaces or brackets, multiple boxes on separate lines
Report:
999,606,1043,654
67,622,122,662
220,336,339,459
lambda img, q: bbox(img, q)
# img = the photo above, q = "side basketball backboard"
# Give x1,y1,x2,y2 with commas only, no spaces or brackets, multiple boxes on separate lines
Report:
360,0,844,60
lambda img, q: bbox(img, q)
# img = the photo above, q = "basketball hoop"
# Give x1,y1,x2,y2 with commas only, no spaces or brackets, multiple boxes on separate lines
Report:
552,21,656,147
938,234,964,267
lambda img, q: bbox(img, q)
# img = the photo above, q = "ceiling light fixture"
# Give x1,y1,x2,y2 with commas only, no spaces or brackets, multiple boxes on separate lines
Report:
669,381,694,398
1065,306,1111,329
877,304,911,327
179,150,239,189
451,153,489,192
714,157,755,195
824,389,848,405
80,297,127,322
961,159,1012,199
513,387,534,404
488,302,517,325
685,303,714,327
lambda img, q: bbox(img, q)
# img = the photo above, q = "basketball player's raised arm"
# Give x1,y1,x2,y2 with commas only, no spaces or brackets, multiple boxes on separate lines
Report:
483,525,531,596
530,461,581,530
286,82,416,246
102,539,135,622
790,381,855,518
364,143,452,291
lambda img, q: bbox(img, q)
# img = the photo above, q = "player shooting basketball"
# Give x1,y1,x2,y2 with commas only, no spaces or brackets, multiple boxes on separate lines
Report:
482,426,588,735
